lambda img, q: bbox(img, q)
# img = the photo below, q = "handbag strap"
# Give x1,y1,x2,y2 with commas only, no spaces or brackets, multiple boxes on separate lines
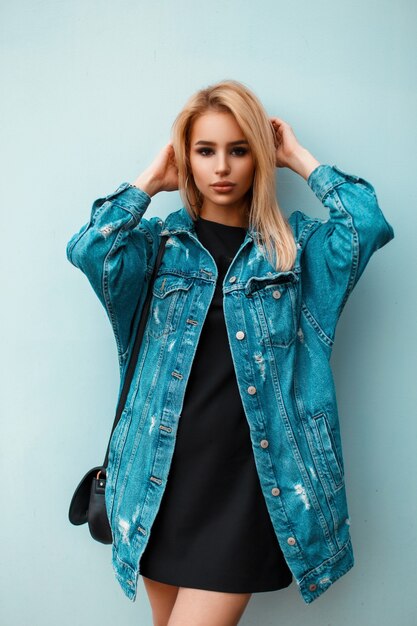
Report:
102,233,169,469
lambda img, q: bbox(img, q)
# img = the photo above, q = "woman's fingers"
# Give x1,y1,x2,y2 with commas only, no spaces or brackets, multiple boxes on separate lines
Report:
159,142,179,191
164,142,179,170
270,116,288,129
269,117,305,168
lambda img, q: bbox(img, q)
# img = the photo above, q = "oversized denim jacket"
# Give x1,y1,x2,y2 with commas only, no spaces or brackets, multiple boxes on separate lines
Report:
66,164,395,604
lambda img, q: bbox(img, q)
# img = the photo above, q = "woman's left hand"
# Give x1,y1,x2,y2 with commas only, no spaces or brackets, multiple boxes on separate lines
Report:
270,116,321,180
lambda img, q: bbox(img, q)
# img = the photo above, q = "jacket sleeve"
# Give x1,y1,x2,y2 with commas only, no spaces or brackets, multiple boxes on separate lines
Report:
66,182,161,364
300,164,395,345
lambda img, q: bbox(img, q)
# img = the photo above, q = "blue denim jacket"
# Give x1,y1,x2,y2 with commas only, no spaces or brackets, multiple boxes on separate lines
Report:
66,164,394,604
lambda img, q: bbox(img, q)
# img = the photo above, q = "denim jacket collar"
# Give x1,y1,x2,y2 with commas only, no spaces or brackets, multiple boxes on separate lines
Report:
160,205,261,241
160,205,305,275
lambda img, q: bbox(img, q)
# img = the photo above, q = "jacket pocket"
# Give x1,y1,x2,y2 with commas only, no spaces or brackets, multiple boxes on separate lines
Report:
252,277,298,348
311,411,344,492
147,273,194,340
105,406,133,526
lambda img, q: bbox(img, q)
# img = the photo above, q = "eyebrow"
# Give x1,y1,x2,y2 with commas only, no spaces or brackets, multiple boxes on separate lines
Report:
194,139,249,146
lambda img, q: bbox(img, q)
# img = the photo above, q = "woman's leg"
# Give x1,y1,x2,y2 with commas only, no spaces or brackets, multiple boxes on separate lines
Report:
142,576,180,626
167,587,252,626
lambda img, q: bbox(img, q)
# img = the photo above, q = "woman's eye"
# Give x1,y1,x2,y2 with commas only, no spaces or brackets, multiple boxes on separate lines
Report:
196,147,248,157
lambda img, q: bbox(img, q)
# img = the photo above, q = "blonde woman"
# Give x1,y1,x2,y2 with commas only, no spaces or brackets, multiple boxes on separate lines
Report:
66,79,394,625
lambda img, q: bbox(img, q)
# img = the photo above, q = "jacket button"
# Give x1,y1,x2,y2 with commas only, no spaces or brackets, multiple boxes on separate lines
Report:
260,439,269,448
271,487,280,496
236,330,245,340
229,275,237,283
272,290,281,299
287,537,296,546
309,583,317,592
247,385,257,395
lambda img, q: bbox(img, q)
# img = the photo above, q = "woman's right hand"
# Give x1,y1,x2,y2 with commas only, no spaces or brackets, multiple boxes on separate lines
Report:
132,142,179,197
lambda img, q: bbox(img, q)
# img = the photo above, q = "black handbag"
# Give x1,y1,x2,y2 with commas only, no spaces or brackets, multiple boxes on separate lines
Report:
68,234,169,544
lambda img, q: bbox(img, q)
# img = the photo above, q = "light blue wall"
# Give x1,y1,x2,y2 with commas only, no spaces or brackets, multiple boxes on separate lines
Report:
1,1,415,624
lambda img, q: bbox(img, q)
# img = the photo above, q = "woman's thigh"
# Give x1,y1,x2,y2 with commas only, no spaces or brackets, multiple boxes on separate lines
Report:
142,576,180,626
167,587,252,626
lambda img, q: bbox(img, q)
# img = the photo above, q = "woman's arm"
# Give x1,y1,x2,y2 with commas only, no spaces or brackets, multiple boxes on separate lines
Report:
66,143,179,365
270,117,395,345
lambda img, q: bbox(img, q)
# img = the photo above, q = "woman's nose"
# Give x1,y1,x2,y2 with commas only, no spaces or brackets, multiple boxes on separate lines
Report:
215,152,231,175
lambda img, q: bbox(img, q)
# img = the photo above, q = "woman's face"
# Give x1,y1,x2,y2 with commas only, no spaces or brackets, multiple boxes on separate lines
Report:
188,111,255,219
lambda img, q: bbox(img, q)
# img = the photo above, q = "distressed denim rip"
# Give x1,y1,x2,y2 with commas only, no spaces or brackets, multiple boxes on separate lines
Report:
66,164,395,604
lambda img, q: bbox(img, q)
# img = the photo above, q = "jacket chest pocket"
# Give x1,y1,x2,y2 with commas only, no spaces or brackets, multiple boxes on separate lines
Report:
147,273,194,339
252,279,298,348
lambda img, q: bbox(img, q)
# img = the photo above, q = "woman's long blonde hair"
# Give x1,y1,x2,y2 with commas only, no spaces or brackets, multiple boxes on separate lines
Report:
171,79,297,271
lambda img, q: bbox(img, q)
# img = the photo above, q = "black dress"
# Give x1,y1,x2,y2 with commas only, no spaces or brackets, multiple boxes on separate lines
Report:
139,215,293,593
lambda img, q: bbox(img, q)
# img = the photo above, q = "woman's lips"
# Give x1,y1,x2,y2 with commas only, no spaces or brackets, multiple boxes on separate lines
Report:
211,183,236,192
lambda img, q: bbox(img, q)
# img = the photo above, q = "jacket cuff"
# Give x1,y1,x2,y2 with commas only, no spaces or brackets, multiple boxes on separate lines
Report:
103,182,152,215
307,164,366,202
